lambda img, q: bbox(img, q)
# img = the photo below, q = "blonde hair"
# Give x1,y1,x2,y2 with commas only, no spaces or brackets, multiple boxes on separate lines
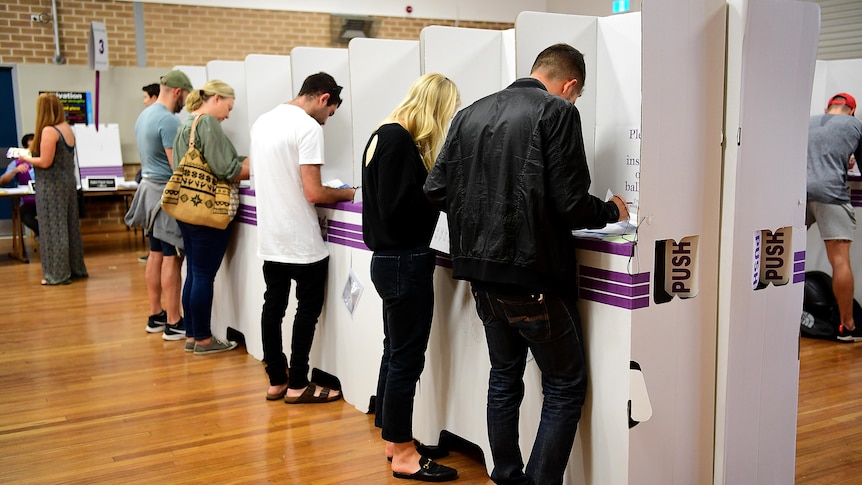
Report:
31,93,67,156
185,79,235,112
388,73,460,171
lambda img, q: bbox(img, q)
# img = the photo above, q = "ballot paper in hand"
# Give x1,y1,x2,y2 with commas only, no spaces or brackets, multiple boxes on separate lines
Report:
6,147,30,159
323,178,350,189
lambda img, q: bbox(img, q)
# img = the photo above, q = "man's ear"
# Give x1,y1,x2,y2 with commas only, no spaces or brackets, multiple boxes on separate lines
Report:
563,78,580,98
319,92,331,106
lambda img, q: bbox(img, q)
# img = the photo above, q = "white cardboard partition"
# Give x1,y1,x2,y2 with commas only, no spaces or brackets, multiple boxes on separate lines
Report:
172,65,207,92
420,26,512,107
514,12,600,190
717,1,820,484
348,38,421,199
245,54,293,135
594,13,641,207
72,123,124,180
632,1,726,484
290,47,354,187
205,60,250,156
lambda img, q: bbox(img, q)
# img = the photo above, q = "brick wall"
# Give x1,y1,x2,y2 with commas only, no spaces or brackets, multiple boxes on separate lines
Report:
1,0,513,67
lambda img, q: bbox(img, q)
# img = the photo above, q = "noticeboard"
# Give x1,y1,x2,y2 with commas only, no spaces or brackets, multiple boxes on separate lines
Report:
39,91,94,125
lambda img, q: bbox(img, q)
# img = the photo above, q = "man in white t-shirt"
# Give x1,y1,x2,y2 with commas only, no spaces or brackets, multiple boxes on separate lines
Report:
250,72,356,403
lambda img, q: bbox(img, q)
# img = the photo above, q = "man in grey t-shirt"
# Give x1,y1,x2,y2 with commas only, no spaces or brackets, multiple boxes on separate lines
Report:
806,92,862,341
126,70,193,342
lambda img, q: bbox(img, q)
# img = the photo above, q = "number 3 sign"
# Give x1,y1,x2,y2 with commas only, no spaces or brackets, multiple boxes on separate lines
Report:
88,21,109,71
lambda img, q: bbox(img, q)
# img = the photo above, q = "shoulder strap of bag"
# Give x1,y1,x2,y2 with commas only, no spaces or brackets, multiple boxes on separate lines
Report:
189,114,203,149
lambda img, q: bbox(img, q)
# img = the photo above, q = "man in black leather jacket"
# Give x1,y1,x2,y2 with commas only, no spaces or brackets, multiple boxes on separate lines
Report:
424,43,628,485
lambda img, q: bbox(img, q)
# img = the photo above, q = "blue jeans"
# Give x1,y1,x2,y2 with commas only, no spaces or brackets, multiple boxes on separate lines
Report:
371,247,436,444
473,288,587,485
177,221,231,340
260,258,328,390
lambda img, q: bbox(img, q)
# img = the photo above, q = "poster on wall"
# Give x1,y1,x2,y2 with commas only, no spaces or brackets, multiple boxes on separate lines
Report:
39,91,93,125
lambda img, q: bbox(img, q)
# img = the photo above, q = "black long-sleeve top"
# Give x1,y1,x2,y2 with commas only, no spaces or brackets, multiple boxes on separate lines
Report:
361,122,440,251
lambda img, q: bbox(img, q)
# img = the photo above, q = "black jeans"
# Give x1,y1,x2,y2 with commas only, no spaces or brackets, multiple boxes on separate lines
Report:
473,288,587,485
260,258,328,390
371,247,436,444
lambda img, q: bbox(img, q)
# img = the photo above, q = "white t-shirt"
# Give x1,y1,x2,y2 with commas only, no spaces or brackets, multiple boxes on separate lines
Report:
251,103,328,264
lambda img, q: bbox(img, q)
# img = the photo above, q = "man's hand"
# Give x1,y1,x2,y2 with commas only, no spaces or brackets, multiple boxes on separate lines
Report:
611,194,629,222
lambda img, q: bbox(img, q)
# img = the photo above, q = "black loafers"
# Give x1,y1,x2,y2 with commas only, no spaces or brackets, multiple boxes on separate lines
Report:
392,456,458,482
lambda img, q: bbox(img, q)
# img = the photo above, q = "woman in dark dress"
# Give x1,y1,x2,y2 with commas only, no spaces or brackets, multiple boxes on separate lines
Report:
20,93,88,285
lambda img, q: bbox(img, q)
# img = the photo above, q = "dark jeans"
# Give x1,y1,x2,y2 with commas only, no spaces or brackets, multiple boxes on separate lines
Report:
177,221,231,340
21,202,38,236
261,258,328,390
371,247,436,444
472,288,587,485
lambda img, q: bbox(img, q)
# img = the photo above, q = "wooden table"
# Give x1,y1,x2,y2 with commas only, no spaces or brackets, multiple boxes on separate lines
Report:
1,186,140,264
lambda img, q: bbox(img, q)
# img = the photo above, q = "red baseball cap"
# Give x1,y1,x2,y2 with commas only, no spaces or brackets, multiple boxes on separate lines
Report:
828,92,856,111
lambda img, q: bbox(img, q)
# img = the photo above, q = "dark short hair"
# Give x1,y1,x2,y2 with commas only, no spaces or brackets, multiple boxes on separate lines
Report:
530,43,586,87
21,133,34,147
142,83,160,98
297,72,343,107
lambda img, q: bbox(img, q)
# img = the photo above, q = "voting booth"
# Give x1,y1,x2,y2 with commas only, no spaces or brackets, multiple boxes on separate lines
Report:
72,123,124,188
203,1,820,482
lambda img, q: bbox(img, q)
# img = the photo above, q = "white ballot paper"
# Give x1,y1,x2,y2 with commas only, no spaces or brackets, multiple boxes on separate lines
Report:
342,268,364,316
430,212,450,254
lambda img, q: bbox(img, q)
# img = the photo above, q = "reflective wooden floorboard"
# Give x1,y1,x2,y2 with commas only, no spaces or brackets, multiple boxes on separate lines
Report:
0,231,859,484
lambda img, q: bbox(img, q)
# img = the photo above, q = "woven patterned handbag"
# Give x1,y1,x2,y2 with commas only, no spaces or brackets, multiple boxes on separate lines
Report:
161,115,235,230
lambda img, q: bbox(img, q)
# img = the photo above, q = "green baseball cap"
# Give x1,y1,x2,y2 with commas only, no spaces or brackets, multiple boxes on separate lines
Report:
160,70,193,91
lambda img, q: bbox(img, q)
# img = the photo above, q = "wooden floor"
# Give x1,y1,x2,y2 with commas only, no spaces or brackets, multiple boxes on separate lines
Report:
0,230,860,484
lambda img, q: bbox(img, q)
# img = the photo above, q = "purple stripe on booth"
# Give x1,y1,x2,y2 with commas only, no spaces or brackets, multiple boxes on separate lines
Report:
81,166,124,177
328,220,363,233
327,234,369,251
318,201,362,213
579,265,650,285
573,237,635,256
794,261,805,272
328,227,363,242
236,216,256,226
579,288,650,310
793,273,805,284
579,277,650,297
239,187,255,197
794,250,805,262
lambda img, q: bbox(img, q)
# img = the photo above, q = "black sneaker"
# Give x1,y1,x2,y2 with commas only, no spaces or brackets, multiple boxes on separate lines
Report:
146,310,167,333
837,324,862,343
162,318,186,341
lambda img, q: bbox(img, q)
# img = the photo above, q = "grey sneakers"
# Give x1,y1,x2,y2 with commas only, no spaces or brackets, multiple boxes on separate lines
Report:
193,337,238,355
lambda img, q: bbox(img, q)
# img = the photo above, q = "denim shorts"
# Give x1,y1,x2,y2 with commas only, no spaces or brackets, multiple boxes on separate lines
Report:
147,232,179,257
806,201,856,241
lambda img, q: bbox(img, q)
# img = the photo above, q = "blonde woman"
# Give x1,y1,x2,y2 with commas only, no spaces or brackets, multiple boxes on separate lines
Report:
172,80,250,355
360,73,460,482
20,93,88,285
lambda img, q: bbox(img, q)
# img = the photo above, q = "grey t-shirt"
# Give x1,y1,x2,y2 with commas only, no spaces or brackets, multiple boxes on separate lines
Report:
135,103,179,182
807,113,862,204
